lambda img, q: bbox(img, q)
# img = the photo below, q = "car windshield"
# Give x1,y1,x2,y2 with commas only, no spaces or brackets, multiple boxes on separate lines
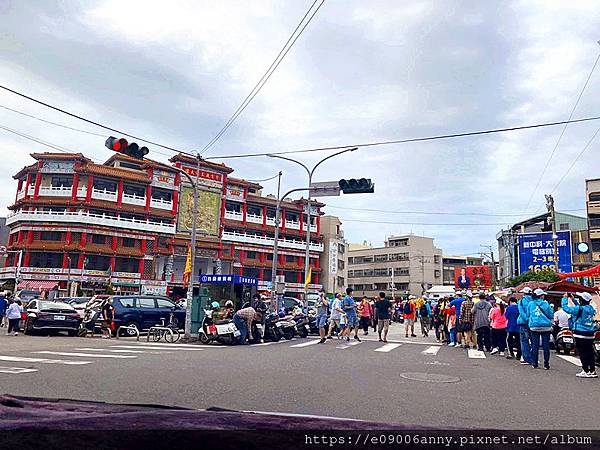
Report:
38,301,75,310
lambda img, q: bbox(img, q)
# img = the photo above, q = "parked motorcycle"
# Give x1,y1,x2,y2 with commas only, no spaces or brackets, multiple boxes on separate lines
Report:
198,309,240,345
554,327,576,355
275,314,297,340
292,312,310,338
249,312,283,343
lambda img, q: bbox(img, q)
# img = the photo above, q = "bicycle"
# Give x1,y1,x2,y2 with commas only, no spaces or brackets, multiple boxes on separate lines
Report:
151,309,181,343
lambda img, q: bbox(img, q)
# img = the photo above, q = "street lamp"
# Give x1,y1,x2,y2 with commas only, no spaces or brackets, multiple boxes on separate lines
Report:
267,147,358,304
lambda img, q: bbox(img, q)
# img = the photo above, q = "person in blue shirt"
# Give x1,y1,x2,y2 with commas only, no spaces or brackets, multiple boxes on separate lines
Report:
562,292,597,378
527,288,554,370
450,293,464,347
504,296,520,360
0,294,7,328
517,286,533,365
342,287,360,342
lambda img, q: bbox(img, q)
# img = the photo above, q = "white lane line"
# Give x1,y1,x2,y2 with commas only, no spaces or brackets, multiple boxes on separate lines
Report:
0,366,39,374
374,343,402,353
76,348,170,354
33,351,136,359
111,345,204,351
557,354,582,367
0,355,92,365
125,342,217,349
290,340,322,348
421,346,440,355
467,349,486,359
336,341,362,350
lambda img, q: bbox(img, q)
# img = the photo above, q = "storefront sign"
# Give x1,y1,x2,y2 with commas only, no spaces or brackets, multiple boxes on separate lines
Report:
199,274,257,285
226,186,245,202
40,160,75,174
141,284,168,295
517,231,573,274
329,239,338,275
152,169,176,189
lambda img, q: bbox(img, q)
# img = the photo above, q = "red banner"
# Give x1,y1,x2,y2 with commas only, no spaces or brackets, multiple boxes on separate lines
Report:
454,266,492,289
557,264,600,279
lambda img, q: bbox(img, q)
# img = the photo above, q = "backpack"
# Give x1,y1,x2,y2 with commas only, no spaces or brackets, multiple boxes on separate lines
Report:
403,301,412,315
420,304,429,317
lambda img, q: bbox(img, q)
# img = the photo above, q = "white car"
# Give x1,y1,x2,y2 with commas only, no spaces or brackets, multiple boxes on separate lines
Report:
62,297,91,318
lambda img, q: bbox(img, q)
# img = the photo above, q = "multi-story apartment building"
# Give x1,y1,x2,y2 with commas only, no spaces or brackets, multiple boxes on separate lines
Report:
0,150,325,296
319,215,347,294
586,178,600,284
442,255,484,286
347,234,443,298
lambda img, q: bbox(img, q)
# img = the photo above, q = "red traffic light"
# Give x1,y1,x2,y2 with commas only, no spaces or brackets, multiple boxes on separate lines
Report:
105,136,128,151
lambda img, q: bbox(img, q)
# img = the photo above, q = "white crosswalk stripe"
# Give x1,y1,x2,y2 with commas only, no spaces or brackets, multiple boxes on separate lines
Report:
0,355,92,365
33,351,137,359
421,346,440,355
557,354,582,367
77,348,171,354
111,345,204,351
336,341,362,350
290,340,321,348
124,342,217,349
467,349,486,359
0,366,39,374
374,343,401,353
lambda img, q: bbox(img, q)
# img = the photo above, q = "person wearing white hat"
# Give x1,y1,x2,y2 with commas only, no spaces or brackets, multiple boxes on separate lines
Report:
527,288,553,370
517,287,534,365
561,292,597,378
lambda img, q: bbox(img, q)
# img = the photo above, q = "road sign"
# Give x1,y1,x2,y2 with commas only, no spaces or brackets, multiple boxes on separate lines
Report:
309,181,341,197
517,230,572,274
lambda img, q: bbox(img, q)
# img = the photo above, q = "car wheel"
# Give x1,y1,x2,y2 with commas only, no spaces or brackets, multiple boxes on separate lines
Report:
124,322,140,337
67,330,77,337
23,319,33,335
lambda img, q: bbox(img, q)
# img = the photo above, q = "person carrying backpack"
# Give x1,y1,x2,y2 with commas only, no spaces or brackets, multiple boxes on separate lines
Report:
527,288,553,370
403,296,417,338
561,292,597,378
418,299,432,337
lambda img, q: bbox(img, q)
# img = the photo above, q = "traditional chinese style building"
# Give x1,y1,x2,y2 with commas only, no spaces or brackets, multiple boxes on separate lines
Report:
1,150,324,296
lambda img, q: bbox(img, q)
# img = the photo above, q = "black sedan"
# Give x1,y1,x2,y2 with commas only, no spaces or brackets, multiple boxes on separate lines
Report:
23,300,81,336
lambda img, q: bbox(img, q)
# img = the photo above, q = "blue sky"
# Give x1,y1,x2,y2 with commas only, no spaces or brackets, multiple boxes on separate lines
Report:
1,0,599,256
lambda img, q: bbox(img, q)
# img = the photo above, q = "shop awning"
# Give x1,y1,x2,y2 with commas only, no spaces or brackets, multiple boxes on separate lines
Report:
17,280,58,290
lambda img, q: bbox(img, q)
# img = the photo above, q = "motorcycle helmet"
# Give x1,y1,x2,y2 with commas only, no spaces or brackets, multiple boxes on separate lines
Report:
211,301,220,310
225,300,234,308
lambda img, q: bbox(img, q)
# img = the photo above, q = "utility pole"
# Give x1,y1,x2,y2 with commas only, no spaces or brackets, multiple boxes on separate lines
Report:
545,194,559,272
390,266,395,301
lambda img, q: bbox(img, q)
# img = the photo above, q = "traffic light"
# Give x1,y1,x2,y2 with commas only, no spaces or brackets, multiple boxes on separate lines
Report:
105,136,149,159
338,178,374,194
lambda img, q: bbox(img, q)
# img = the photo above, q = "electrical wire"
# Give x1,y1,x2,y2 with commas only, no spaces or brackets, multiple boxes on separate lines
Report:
246,172,282,183
341,218,508,226
518,50,600,219
200,0,325,156
0,85,193,156
0,124,72,154
204,115,600,160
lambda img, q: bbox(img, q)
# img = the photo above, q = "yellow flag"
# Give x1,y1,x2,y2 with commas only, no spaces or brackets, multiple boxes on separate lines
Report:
183,246,192,287
304,266,312,290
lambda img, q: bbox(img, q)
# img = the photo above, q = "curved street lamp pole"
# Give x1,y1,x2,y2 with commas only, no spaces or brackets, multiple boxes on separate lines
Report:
268,147,357,305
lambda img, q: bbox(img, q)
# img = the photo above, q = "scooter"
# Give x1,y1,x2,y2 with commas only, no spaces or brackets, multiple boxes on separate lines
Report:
555,327,576,355
198,309,240,345
275,313,297,340
292,312,310,338
249,312,283,343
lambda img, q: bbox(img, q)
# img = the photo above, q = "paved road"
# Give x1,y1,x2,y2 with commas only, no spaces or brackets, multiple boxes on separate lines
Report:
0,323,598,429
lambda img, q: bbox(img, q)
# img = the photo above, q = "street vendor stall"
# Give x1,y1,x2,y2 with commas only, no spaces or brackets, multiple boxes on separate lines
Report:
199,274,258,310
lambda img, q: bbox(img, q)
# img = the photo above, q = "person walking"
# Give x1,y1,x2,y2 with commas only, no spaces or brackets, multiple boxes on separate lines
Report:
527,288,553,370
358,296,372,336
418,299,432,337
327,293,344,339
459,293,475,349
518,286,534,365
316,291,330,344
403,296,417,338
0,294,7,328
100,299,115,339
342,287,360,342
450,293,465,347
489,299,508,356
370,297,378,332
504,296,521,360
375,292,392,342
6,298,22,336
447,305,457,346
432,300,444,342
472,293,492,352
561,292,597,378
233,306,260,345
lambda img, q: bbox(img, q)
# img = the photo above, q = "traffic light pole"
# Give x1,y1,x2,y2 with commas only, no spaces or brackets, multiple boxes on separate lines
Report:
268,148,357,307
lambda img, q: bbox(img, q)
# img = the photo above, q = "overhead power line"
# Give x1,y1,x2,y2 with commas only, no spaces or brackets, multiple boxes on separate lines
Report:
0,123,75,154
246,172,282,183
204,115,600,160
341,219,507,226
200,0,325,156
0,85,192,156
518,49,600,219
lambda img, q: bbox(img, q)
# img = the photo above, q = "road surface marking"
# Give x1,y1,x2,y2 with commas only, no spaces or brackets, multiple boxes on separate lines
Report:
557,354,582,367
421,346,440,355
336,341,362,350
467,349,486,359
33,351,137,359
76,348,170,354
374,343,402,353
111,345,204,351
0,366,39,374
0,355,92,365
125,342,216,349
425,361,450,366
290,340,322,348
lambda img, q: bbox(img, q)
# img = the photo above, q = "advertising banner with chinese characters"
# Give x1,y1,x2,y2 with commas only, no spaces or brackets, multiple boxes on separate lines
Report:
454,266,493,289
177,186,221,236
517,230,572,274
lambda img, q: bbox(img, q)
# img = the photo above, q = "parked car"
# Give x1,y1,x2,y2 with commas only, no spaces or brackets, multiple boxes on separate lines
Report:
280,296,304,313
62,297,92,318
23,300,81,336
102,295,186,336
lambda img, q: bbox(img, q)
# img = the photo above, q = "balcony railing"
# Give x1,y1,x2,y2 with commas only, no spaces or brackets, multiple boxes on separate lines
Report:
76,186,87,198
221,230,323,252
122,192,146,206
224,210,243,221
16,188,27,200
224,211,318,231
6,209,176,234
92,188,118,202
150,197,173,210
246,213,263,224
38,185,72,197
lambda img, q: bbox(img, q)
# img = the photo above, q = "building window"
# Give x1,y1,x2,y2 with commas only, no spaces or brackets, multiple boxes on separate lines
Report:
91,234,106,245
375,254,388,262
29,252,62,268
51,176,72,187
559,223,569,230
435,270,441,278
374,283,388,290
337,260,345,270
265,253,273,261
122,238,136,248
373,268,389,277
115,257,137,273
285,255,296,263
338,243,345,254
434,255,440,264
395,268,409,276
85,255,110,271
225,202,242,212
591,239,600,252
92,179,118,192
39,231,62,241
123,184,145,197
337,276,345,287
389,238,408,247
589,193,600,202
152,189,172,201
246,251,257,260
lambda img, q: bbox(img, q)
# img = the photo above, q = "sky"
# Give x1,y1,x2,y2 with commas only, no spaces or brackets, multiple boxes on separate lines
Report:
1,0,599,258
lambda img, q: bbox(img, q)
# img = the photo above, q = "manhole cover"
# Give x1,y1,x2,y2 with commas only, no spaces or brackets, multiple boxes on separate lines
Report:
400,372,460,383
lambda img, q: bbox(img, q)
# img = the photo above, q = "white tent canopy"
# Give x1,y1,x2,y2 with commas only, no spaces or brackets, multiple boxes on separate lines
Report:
426,285,455,299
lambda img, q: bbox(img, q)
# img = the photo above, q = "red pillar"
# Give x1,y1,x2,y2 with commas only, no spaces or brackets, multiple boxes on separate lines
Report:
77,253,85,269
116,179,124,207
23,251,30,267
62,253,69,269
23,173,32,200
14,179,22,204
85,175,94,202
65,230,72,245
17,231,23,244
110,256,116,272
111,236,117,251
259,268,264,281
299,211,304,233
71,173,80,201
145,185,152,211
297,271,301,283
138,258,144,275
239,266,244,276
315,273,319,284
140,239,147,254
281,208,286,233
172,172,180,216
33,172,42,199
27,230,33,245
242,201,248,226
79,232,87,249
316,215,321,235
220,174,227,239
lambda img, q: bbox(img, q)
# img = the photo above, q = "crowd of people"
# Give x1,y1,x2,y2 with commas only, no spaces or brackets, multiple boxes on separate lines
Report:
0,293,24,336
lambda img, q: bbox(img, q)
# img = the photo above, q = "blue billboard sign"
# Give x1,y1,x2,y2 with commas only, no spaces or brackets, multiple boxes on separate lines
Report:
199,274,257,285
517,231,572,274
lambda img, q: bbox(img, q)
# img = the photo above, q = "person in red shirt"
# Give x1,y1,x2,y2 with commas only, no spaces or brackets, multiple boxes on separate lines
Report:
403,296,417,337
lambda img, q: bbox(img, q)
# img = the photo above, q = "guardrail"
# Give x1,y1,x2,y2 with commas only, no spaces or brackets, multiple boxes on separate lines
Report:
116,325,140,340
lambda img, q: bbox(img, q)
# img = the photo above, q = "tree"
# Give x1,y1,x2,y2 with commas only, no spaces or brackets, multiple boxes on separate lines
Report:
506,269,559,287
